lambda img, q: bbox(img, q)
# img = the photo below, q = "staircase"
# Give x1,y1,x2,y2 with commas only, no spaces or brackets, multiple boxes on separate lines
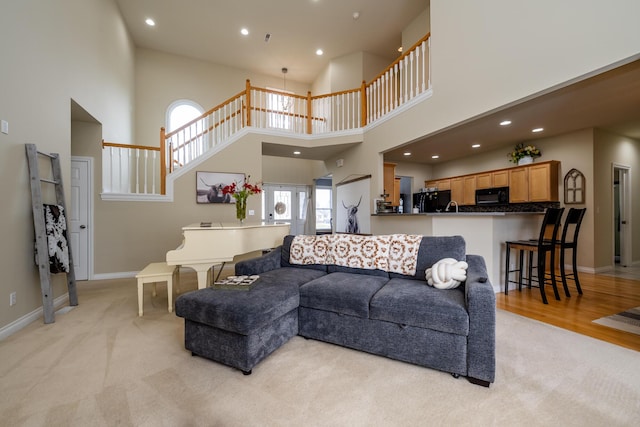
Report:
102,34,431,198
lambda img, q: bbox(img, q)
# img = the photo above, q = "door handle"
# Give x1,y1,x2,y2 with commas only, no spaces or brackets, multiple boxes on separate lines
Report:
80,225,87,229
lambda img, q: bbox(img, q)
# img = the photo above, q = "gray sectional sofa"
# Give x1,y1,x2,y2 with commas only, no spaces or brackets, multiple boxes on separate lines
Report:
175,234,496,387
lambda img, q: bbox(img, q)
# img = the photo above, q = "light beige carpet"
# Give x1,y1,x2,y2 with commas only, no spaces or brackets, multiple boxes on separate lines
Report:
1,276,639,426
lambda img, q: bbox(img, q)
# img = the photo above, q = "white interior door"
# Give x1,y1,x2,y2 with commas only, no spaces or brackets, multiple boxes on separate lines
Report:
70,157,92,280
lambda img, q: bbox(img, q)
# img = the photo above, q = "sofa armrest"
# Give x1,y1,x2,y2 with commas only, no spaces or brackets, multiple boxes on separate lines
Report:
464,254,496,385
235,246,282,275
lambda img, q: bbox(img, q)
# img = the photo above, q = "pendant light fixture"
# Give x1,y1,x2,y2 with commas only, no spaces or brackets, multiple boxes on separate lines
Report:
281,67,293,111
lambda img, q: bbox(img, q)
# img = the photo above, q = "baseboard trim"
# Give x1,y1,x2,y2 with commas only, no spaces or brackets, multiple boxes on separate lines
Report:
92,271,138,280
0,293,69,341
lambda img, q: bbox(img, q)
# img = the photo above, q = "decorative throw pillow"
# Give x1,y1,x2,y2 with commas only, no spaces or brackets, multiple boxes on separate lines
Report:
290,234,334,265
425,258,468,289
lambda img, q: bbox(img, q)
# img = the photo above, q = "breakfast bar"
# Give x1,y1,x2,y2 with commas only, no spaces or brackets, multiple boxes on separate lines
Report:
372,212,545,291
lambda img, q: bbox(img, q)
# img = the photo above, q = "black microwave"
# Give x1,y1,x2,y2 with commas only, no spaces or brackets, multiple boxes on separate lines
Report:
475,187,509,205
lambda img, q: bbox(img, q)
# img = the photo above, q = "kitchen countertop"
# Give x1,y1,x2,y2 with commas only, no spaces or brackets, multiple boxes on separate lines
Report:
372,211,544,216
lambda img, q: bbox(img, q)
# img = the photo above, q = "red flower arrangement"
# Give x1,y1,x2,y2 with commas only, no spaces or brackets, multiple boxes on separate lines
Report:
222,176,262,222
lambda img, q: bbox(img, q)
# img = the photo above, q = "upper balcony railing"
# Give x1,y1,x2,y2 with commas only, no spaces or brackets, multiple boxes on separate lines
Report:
103,33,430,196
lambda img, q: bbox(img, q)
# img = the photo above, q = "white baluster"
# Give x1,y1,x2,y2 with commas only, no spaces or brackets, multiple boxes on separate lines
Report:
421,40,427,92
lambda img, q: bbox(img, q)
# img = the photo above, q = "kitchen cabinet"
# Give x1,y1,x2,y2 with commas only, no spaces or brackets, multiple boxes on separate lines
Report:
477,171,509,189
508,167,529,203
436,179,451,190
451,176,476,205
492,170,509,187
509,161,559,202
451,177,463,205
528,162,559,202
423,160,558,204
476,173,492,189
383,162,400,206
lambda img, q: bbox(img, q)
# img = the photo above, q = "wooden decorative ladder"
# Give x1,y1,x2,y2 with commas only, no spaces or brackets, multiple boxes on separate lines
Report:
25,144,78,324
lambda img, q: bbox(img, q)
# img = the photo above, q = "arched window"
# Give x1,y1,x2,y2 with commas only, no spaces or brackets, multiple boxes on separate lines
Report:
166,100,204,132
166,100,206,166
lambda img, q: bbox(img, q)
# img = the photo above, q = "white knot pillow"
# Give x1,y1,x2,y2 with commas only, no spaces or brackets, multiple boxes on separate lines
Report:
425,258,468,289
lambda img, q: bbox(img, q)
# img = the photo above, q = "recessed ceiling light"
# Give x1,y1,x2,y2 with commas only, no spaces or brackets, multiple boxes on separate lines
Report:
145,18,155,26
316,49,324,56
500,120,512,126
403,152,411,156
472,144,481,148
431,155,439,159
240,28,249,36
293,151,301,155
532,127,544,133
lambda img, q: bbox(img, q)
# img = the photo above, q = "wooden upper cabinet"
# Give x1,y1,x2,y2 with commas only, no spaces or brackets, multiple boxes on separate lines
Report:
450,177,463,204
528,161,559,202
451,176,476,205
492,170,509,187
509,167,529,203
509,161,559,203
477,170,509,189
463,175,477,205
436,179,451,190
383,162,401,206
424,160,559,205
476,173,492,189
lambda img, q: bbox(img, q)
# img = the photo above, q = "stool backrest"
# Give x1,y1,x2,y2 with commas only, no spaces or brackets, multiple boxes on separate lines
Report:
561,208,586,247
539,207,564,248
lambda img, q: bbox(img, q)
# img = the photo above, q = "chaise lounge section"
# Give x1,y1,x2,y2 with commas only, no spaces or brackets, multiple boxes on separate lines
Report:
175,234,496,387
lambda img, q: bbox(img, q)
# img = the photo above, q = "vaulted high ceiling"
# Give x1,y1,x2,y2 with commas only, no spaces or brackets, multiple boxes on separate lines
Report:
115,0,640,165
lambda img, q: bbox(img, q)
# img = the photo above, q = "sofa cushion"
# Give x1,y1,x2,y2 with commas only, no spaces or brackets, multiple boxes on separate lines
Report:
175,267,325,335
389,235,466,281
299,272,389,318
281,235,328,272
370,278,469,336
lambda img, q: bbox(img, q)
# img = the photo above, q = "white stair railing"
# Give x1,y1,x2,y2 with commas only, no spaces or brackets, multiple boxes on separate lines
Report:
102,33,431,196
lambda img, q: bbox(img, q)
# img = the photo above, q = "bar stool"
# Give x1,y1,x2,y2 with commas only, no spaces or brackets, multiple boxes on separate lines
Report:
557,207,587,297
504,207,564,304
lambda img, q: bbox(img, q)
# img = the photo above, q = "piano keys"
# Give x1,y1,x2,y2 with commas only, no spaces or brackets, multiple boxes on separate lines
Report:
166,222,290,289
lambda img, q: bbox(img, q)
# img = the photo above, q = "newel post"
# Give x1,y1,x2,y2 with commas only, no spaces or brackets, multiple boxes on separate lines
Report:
245,79,252,127
306,91,312,134
160,127,166,195
360,80,368,127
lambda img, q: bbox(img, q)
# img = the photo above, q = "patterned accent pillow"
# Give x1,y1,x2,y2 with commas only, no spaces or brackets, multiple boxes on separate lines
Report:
387,234,422,276
290,234,334,265
326,234,391,271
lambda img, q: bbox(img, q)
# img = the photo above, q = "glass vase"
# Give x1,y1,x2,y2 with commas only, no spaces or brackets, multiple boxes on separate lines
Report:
235,196,247,223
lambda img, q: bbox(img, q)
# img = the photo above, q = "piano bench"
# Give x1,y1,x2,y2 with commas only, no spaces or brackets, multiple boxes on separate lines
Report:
135,262,180,316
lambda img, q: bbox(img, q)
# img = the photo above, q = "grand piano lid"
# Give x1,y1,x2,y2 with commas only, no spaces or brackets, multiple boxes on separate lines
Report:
182,222,290,230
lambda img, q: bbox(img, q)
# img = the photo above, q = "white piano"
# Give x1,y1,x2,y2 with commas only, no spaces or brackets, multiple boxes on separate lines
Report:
166,222,290,289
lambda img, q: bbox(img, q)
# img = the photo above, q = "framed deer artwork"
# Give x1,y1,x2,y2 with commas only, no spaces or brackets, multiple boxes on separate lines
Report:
336,175,371,234
196,171,244,204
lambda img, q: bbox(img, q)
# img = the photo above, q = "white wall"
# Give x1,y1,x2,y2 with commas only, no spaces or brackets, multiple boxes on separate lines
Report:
135,48,311,148
594,129,640,269
0,0,135,329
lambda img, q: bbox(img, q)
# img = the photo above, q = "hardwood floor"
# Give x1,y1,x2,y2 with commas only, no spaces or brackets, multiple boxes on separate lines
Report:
496,266,640,351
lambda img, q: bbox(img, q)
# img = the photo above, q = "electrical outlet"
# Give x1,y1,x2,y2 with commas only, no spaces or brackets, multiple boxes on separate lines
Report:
248,209,255,216
9,292,16,306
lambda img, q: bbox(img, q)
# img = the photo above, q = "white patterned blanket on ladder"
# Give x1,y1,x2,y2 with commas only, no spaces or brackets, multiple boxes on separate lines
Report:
43,204,70,274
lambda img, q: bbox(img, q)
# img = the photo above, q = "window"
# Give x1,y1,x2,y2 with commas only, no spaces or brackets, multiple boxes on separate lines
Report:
315,187,332,231
167,100,204,132
166,100,205,165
